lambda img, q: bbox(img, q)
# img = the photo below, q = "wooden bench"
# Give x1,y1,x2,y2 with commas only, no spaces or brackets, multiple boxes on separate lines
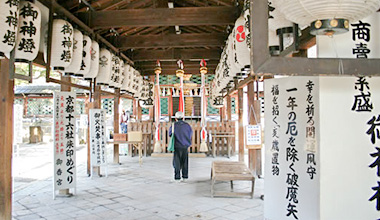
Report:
211,161,255,198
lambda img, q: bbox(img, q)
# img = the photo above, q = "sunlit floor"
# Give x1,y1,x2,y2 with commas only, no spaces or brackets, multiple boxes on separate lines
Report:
12,142,264,220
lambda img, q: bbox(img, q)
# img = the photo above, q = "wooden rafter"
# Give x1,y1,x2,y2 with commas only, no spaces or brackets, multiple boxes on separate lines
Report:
131,48,222,61
117,33,227,49
85,6,238,28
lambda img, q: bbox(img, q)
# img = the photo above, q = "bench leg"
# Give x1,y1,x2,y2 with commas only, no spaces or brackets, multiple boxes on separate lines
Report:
211,179,215,198
230,180,233,191
251,179,255,199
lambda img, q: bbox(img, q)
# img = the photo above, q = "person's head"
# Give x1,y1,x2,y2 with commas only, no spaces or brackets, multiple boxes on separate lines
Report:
175,111,184,121
122,109,125,114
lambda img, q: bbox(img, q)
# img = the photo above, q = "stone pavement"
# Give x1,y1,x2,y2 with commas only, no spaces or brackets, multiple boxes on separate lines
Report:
12,143,264,220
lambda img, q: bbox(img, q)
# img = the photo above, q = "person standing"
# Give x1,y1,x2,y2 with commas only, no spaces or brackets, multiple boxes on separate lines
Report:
120,109,129,134
169,111,193,182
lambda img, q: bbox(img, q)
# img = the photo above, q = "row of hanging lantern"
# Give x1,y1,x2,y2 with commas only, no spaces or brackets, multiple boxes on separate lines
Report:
209,1,251,109
0,1,153,108
0,0,42,62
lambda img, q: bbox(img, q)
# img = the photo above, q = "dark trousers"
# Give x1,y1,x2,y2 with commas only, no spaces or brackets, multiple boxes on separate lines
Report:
173,147,189,180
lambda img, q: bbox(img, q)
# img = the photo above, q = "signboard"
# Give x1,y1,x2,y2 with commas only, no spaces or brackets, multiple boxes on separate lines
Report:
265,76,380,220
245,124,262,149
89,109,107,166
264,77,320,220
53,92,77,192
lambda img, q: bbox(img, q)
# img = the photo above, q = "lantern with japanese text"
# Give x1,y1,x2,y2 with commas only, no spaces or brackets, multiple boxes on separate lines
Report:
243,0,251,50
133,75,143,99
49,19,74,70
121,64,131,92
14,1,41,62
0,0,19,58
64,29,83,75
96,48,111,85
118,59,124,89
109,54,119,88
84,40,99,80
274,0,380,35
75,34,91,77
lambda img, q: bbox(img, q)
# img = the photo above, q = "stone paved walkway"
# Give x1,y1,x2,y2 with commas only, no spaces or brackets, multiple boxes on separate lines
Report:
12,143,264,220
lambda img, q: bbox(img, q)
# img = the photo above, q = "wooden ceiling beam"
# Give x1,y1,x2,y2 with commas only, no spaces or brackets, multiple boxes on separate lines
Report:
118,33,227,49
131,48,222,61
86,6,238,28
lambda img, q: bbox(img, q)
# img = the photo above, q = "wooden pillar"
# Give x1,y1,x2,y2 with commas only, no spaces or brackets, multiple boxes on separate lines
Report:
238,88,244,162
226,95,232,121
113,89,120,164
137,99,142,121
247,82,262,175
219,104,224,122
0,59,14,220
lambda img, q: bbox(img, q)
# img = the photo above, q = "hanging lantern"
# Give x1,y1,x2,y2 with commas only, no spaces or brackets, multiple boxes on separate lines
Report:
274,0,380,35
75,34,91,77
109,54,120,88
144,82,154,108
226,33,239,80
243,0,251,51
0,0,20,58
84,40,99,80
64,29,83,75
121,63,130,92
127,67,136,94
117,59,124,89
234,15,250,70
96,48,111,85
49,19,74,70
14,1,41,62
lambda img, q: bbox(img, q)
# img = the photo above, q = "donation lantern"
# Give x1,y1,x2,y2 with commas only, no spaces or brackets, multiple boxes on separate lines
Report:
274,0,380,35
75,34,91,77
64,29,83,75
0,0,19,58
96,48,111,85
14,1,41,62
233,15,250,69
84,40,99,80
49,19,74,70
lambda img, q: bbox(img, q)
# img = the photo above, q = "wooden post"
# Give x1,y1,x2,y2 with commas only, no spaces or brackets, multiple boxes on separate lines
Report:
238,88,244,162
226,95,232,121
0,59,14,220
137,99,142,121
113,88,120,164
219,102,225,122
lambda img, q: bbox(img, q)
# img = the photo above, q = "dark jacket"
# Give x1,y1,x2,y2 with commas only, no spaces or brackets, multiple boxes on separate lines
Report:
169,120,193,149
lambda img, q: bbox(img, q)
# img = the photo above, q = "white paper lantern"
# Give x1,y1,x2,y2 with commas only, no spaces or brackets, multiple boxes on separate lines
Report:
14,1,41,62
84,40,99,80
49,19,74,70
275,0,380,26
234,15,250,68
121,63,130,92
109,54,120,88
64,29,83,75
117,59,124,89
96,48,111,85
75,34,91,77
226,33,239,78
0,0,19,57
243,0,251,51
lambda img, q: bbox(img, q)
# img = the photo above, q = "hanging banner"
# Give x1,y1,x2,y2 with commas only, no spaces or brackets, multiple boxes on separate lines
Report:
245,124,262,148
53,92,77,191
89,109,107,166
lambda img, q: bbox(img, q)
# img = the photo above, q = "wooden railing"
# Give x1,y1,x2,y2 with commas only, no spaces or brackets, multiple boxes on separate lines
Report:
128,121,236,156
